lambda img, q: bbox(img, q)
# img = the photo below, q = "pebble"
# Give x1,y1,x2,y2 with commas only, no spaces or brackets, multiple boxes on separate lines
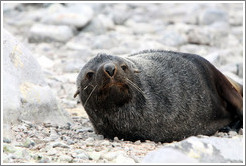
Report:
73,152,89,160
88,151,101,161
51,142,69,148
3,144,16,153
47,149,58,156
58,154,73,162
101,151,123,161
3,137,12,143
114,154,135,163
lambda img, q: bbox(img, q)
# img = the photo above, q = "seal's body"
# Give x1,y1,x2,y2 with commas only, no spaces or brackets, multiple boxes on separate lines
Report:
75,50,243,143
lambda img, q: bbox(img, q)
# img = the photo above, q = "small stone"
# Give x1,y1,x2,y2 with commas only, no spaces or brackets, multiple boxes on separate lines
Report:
76,127,93,133
47,148,57,156
3,144,16,153
101,152,119,161
38,157,51,163
66,139,75,145
100,140,111,146
114,137,119,142
74,153,89,160
95,134,104,140
88,151,101,161
58,154,73,162
85,137,95,142
51,142,69,148
134,140,141,145
238,128,243,135
114,154,135,163
228,131,238,137
3,137,11,143
21,138,35,148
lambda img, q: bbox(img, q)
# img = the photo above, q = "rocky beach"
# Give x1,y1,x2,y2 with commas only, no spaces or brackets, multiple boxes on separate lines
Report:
2,2,244,163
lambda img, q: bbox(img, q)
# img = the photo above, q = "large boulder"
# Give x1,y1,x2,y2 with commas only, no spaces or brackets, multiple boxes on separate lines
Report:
2,29,72,137
142,136,243,163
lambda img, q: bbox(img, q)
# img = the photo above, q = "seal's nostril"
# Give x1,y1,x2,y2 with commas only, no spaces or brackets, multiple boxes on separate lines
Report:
104,63,116,77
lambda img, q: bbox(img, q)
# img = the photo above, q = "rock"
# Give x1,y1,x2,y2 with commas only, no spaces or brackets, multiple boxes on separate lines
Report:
101,151,126,162
51,142,69,149
199,8,228,25
19,138,35,148
186,25,229,47
184,4,201,25
158,30,187,47
101,152,118,161
41,3,94,28
66,33,94,50
229,12,243,26
47,148,58,156
186,27,213,45
142,136,243,163
88,151,101,161
73,152,89,160
142,147,198,163
83,14,115,35
3,144,16,153
58,154,73,162
111,4,130,25
76,127,93,134
3,29,72,140
3,137,12,144
29,24,74,42
114,154,135,163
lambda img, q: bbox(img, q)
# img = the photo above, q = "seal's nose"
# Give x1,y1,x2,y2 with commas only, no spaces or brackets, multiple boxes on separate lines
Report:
104,63,116,77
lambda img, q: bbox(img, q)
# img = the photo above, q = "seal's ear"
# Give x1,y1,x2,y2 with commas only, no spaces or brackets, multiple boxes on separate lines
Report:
74,89,80,98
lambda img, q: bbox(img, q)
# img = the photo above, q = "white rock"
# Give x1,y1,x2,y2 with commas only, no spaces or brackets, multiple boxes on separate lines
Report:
114,154,135,163
41,3,94,28
29,24,74,42
199,8,228,25
2,29,72,138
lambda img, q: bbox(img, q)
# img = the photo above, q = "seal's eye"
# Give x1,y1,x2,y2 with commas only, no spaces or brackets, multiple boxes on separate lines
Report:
121,64,128,71
86,72,94,79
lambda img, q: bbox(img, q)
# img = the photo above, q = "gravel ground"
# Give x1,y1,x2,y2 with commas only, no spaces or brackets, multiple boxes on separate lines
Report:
2,2,244,163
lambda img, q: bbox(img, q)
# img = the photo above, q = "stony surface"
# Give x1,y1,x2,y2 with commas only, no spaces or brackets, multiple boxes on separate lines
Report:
142,135,243,163
2,29,72,141
2,2,244,164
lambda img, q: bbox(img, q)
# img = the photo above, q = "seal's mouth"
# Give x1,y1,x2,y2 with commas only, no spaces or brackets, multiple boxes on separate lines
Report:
103,82,126,89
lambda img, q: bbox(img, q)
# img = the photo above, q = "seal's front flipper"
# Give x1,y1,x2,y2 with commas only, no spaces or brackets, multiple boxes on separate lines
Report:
219,120,242,132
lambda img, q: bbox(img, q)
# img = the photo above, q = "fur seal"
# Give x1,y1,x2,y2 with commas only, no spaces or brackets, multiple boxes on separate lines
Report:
74,50,243,143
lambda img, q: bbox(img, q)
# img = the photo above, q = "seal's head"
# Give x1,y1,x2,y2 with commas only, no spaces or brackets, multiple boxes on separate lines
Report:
74,53,141,109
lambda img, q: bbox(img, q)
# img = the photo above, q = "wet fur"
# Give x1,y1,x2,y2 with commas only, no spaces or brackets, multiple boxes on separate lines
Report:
75,50,243,143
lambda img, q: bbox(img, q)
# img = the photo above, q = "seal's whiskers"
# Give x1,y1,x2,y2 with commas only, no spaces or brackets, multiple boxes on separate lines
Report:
126,78,145,98
84,85,98,107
